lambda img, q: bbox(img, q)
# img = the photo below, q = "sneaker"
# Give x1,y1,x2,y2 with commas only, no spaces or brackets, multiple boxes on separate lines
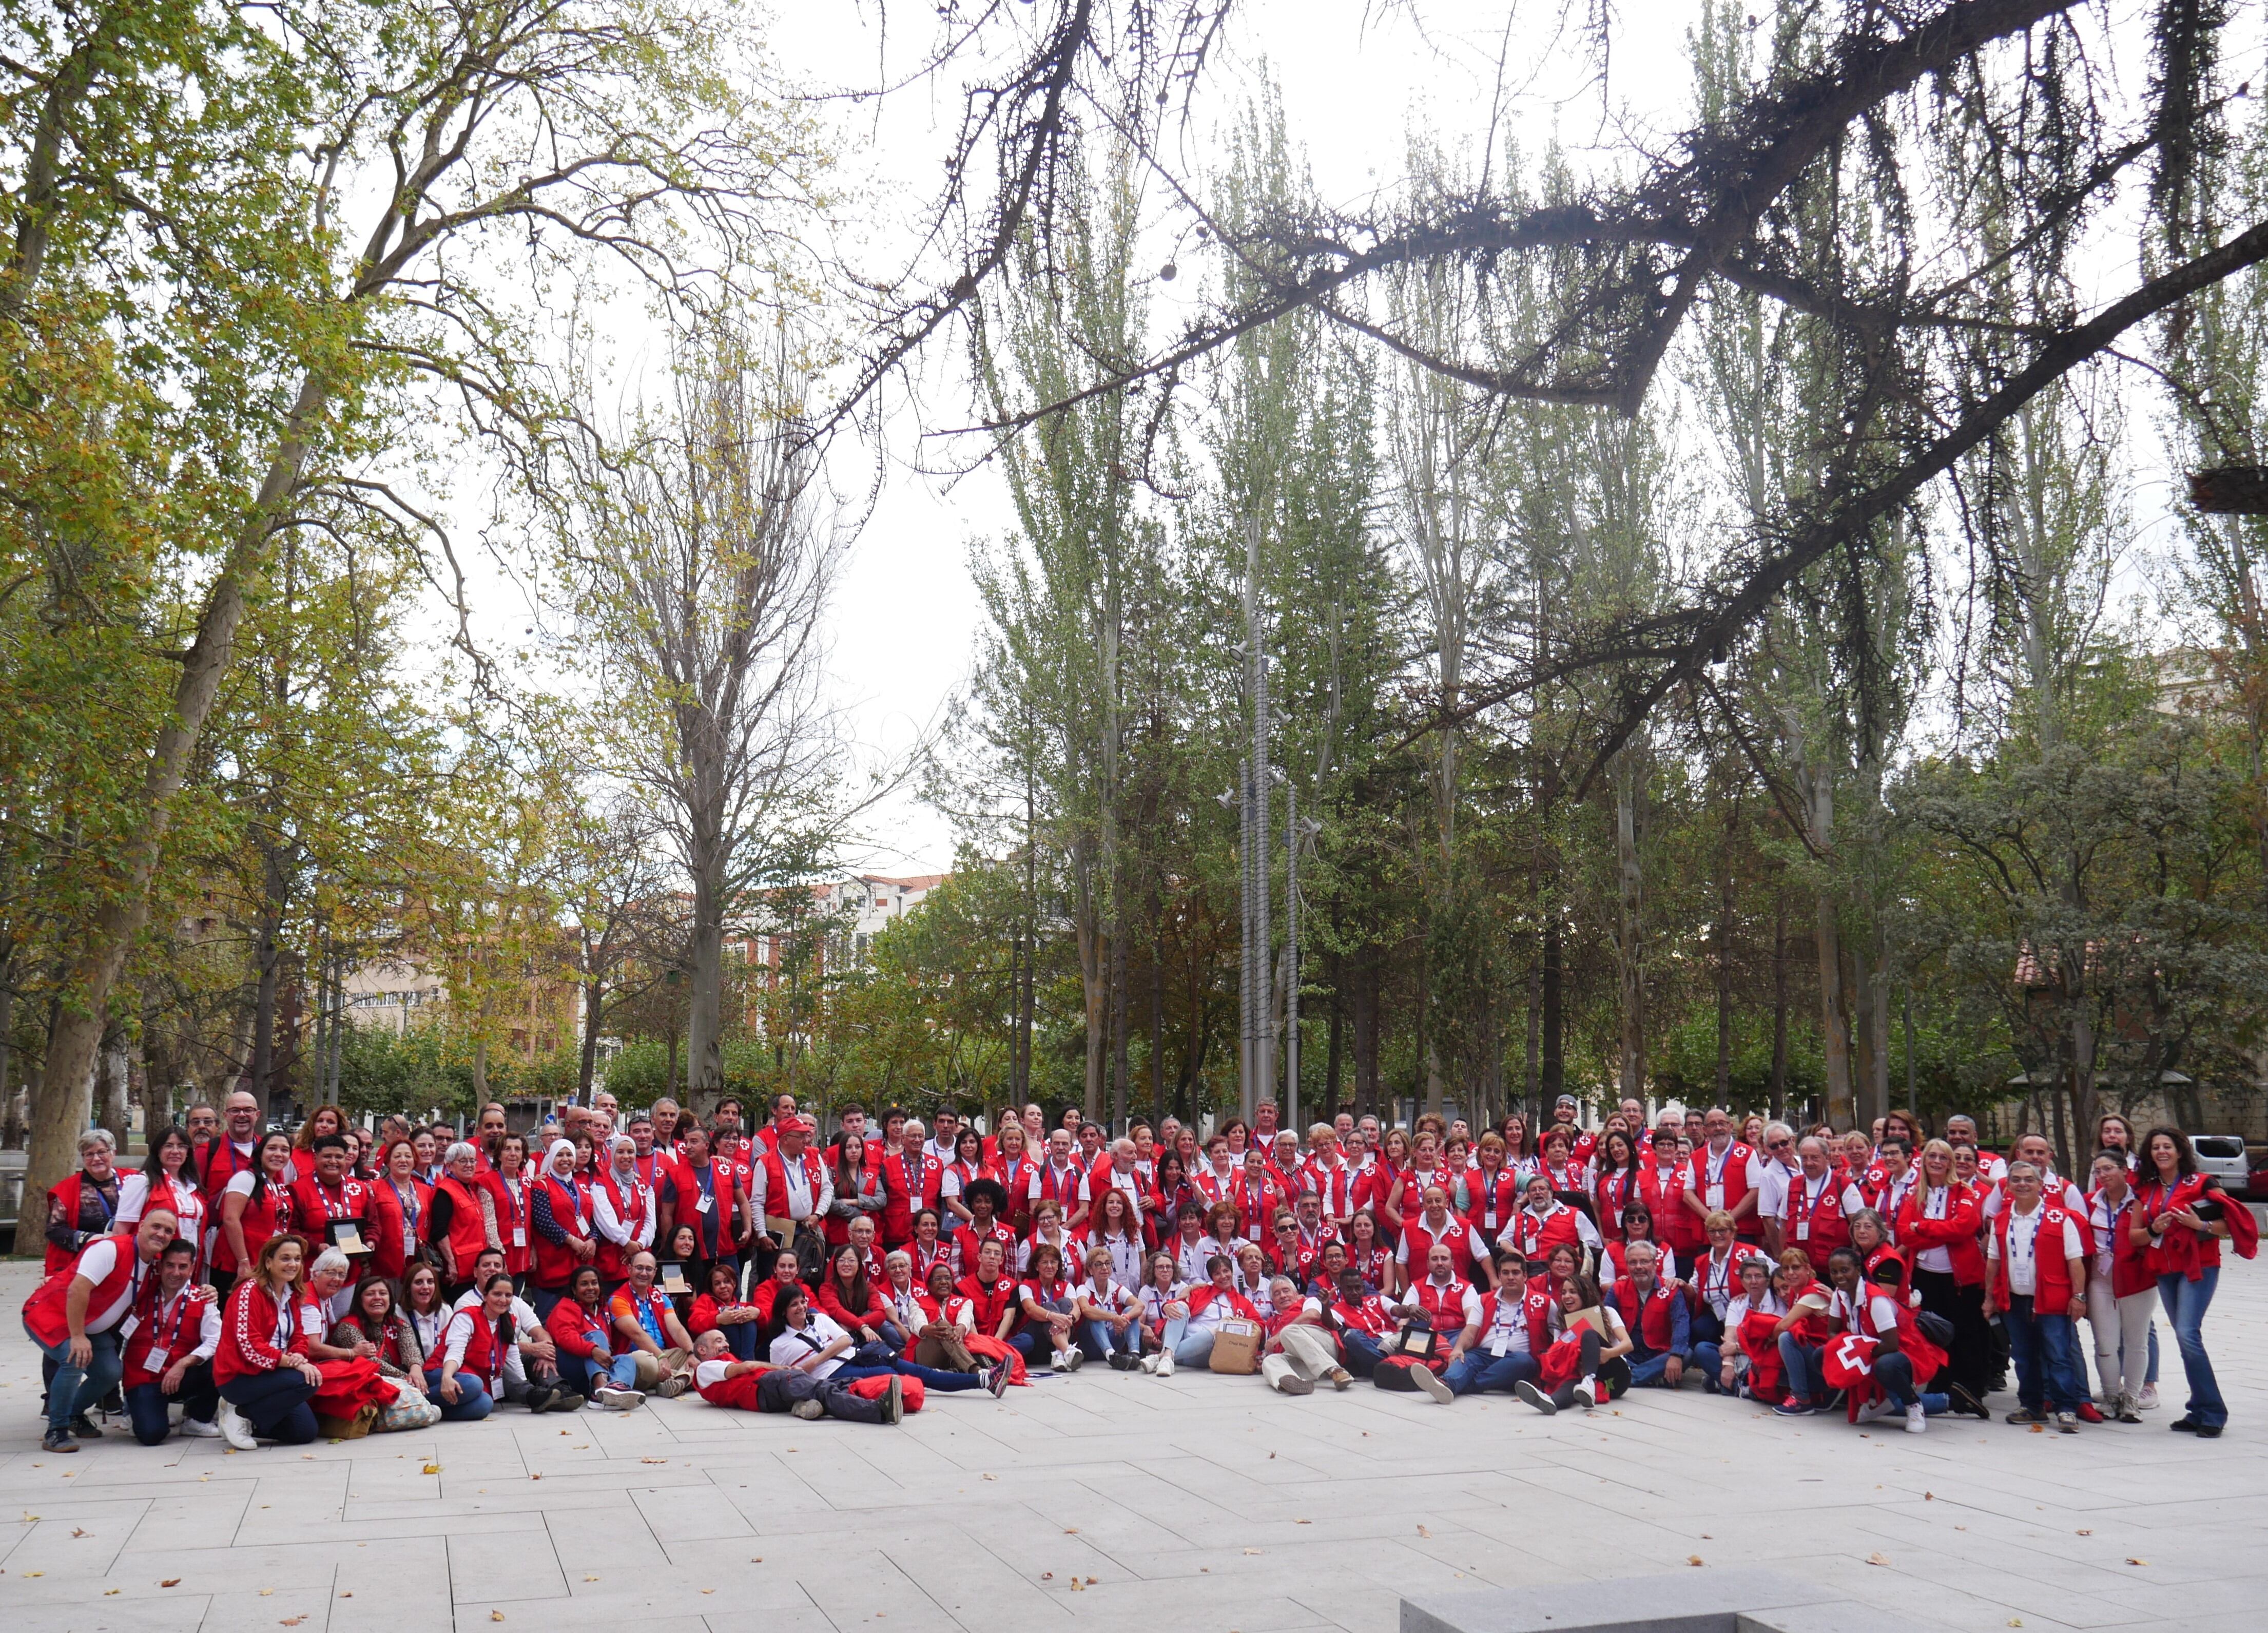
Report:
592,1386,644,1411
180,1416,222,1438
1572,1377,1598,1410
1107,1350,1138,1371
881,1376,905,1426
1154,1352,1174,1379
218,1400,259,1451
1138,1354,1159,1374
1948,1382,1991,1420
2115,1400,2143,1425
69,1414,104,1440
2055,1412,2080,1434
2005,1407,2047,1425
547,1392,585,1413
790,1399,826,1421
1773,1399,1816,1417
652,1376,690,1399
2138,1384,2160,1410
2074,1400,2104,1424
1277,1374,1315,1396
41,1427,78,1453
1905,1404,1928,1435
1410,1365,1452,1404
1854,1398,1890,1424
986,1361,1012,1399
1059,1347,1083,1372
1515,1379,1557,1415
1329,1369,1353,1392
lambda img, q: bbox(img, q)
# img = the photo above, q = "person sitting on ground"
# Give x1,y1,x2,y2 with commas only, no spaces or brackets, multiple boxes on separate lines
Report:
1324,1267,1399,1378
450,1245,577,1411
688,1259,766,1361
1607,1241,1691,1389
23,1207,180,1451
1258,1274,1352,1395
1514,1273,1630,1416
690,1328,902,1424
546,1264,647,1410
334,1273,430,1406
1771,1247,1839,1416
1710,1256,1787,1401
214,1231,326,1449
1073,1244,1143,1368
610,1249,696,1397
1444,1251,1550,1398
1017,1241,1084,1369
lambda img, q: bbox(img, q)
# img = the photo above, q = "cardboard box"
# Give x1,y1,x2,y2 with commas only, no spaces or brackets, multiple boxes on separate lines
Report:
1209,1317,1262,1374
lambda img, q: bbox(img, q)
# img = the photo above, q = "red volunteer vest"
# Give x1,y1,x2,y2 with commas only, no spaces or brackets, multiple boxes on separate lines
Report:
1475,1285,1553,1356
23,1238,147,1348
1609,1280,1680,1352
1785,1173,1852,1270
1408,1275,1474,1332
1991,1204,2079,1311
529,1174,588,1288
759,1148,824,1222
1464,1168,1523,1236
123,1283,215,1386
594,1170,652,1280
1690,1142,1761,1238
1639,1163,1700,1252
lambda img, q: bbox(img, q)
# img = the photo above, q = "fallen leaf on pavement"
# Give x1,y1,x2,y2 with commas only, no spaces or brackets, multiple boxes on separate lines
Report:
71,1528,85,1537
1688,1556,1705,1567
1416,1524,1430,1538
2125,1559,2148,1567
2076,1529,2091,1536
421,1464,441,1474
1866,1553,1891,1566
1064,1527,1078,1534
1243,1548,1261,1555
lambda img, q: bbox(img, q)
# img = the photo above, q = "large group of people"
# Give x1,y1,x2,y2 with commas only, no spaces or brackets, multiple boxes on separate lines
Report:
20,1087,2253,1453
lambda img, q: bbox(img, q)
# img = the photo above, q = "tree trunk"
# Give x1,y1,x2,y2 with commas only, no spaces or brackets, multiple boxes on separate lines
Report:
1076,842,1104,1122
1150,926,1166,1127
24,369,334,1227
1715,801,1736,1105
1324,954,1344,1123
1613,753,1645,1102
96,1023,131,1148
1769,894,1789,1121
1351,946,1380,1119
1800,762,1854,1126
1540,917,1564,1104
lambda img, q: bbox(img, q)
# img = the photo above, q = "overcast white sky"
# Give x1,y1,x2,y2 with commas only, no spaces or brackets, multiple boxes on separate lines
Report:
778,1,1715,875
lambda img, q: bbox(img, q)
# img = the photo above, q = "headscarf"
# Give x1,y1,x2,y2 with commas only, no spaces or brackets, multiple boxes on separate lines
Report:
547,1139,578,1180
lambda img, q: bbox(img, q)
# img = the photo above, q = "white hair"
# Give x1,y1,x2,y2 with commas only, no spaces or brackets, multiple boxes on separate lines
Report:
443,1140,478,1166
310,1247,353,1281
900,1119,925,1137
77,1128,117,1156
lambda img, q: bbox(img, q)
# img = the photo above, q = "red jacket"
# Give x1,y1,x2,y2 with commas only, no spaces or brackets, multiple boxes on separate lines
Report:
546,1297,615,1360
365,1176,432,1283
815,1278,888,1333
1895,1183,1987,1286
1688,1141,1763,1239
1638,1162,1701,1254
528,1174,591,1290
669,1161,741,1258
2137,1174,2258,1282
214,1278,308,1385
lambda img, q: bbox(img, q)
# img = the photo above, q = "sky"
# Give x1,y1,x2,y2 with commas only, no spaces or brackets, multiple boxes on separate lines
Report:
777,1,1713,876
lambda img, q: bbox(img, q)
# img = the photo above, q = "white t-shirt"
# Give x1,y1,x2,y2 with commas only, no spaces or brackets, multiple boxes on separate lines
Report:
1400,1276,1481,1330
769,1311,850,1377
1076,1278,1138,1317
693,1357,736,1389
69,1239,144,1334
1755,1158,1798,1223
1988,1206,2084,1296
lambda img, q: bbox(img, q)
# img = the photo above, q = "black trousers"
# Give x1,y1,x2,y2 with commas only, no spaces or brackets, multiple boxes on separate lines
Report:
1913,1267,1992,1396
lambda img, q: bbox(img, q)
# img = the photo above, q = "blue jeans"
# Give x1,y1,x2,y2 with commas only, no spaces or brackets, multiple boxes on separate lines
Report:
1778,1334,1825,1404
1627,1350,1684,1388
1443,1349,1539,1395
2005,1295,2086,1413
1871,1351,1947,1414
1693,1340,1726,1387
27,1325,122,1434
219,1370,319,1444
837,1346,984,1392
1340,1331,1385,1376
2156,1269,2225,1428
1081,1319,1138,1360
423,1365,494,1421
125,1367,220,1445
562,1349,641,1396
1170,1324,1215,1366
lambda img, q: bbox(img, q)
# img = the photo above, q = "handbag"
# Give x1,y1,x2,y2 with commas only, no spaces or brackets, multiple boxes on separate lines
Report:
1913,1310,1956,1350
377,1389,442,1433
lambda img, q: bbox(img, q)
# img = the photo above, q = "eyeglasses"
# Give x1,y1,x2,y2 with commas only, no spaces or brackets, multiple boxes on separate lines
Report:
1766,1138,1793,1149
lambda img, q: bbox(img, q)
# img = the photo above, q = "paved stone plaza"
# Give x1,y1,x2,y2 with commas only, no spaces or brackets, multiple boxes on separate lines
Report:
2,1257,2261,1633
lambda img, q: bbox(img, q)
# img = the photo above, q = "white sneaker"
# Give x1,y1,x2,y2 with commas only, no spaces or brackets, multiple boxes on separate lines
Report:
1410,1365,1452,1405
791,1399,826,1421
1155,1352,1174,1379
179,1417,222,1438
1058,1348,1083,1372
1905,1404,1928,1435
2138,1384,2160,1410
1854,1398,1890,1424
217,1400,258,1451
1572,1377,1598,1410
593,1386,645,1411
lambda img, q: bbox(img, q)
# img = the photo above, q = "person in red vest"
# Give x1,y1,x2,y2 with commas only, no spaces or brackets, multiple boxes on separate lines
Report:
662,1123,746,1273
879,1118,942,1251
690,1328,901,1422
366,1138,433,1285
1501,1173,1600,1267
592,1134,657,1290
1988,1160,2091,1432
23,1209,179,1451
1514,1271,1629,1415
1606,1242,1690,1388
1686,1107,1766,1247
120,1237,222,1444
546,1263,648,1409
1443,1250,1550,1396
526,1137,598,1316
429,1141,501,1300
214,1132,298,1294
1395,1239,1479,1405
1780,1136,1864,1275
43,1129,126,1276
2130,1125,2257,1438
287,1133,372,1259
753,1117,830,1263
195,1092,263,1197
